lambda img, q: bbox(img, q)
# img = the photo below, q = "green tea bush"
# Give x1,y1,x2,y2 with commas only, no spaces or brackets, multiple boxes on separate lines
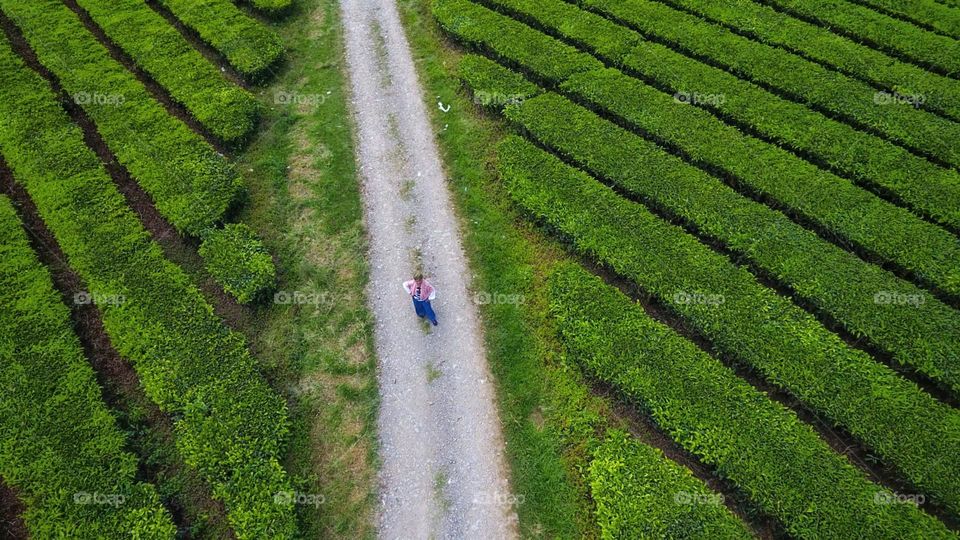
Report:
505,91,960,392
447,0,960,293
550,263,953,538
73,0,260,143
850,0,960,39
0,0,241,236
0,195,176,539
0,37,296,538
458,54,541,108
433,0,602,83
655,0,960,120
760,0,960,75
242,0,292,15
590,431,751,539
199,223,277,304
578,0,960,168
444,0,960,230
158,0,284,79
497,135,960,515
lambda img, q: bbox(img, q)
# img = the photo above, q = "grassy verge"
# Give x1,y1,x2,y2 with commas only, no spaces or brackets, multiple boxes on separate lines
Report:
395,0,619,536
231,0,378,537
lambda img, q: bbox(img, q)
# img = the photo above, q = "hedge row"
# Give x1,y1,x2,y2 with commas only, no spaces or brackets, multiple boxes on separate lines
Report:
434,0,602,82
442,0,960,292
851,0,960,39
0,37,296,538
457,54,541,107
240,0,292,15
504,90,960,394
497,135,960,515
157,0,284,79
566,71,960,296
654,0,960,121
199,223,277,304
758,0,960,76
589,431,751,539
577,0,960,169
549,263,953,538
0,0,241,236
73,0,259,143
0,195,177,539
447,0,960,230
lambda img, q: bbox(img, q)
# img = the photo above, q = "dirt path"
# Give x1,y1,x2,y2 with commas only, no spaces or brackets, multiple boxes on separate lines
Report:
338,1,518,538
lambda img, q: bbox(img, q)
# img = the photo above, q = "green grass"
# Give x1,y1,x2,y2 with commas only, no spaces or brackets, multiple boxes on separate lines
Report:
230,0,379,537
426,362,443,383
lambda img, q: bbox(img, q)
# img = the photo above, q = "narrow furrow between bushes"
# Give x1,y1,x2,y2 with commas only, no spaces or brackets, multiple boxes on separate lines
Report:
0,479,26,540
0,163,234,539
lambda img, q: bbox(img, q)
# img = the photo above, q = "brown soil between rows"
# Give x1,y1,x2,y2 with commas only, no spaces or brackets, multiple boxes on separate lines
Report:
0,479,27,540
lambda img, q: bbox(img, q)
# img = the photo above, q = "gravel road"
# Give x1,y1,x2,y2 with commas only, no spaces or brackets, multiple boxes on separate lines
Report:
338,0,518,538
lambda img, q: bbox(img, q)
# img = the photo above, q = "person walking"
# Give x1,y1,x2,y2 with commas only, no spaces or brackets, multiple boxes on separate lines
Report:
403,274,438,326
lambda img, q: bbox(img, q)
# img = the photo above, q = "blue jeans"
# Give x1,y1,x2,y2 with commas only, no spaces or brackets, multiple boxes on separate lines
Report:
412,298,437,325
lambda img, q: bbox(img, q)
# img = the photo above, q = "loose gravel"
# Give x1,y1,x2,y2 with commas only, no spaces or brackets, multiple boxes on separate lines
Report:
338,1,519,538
